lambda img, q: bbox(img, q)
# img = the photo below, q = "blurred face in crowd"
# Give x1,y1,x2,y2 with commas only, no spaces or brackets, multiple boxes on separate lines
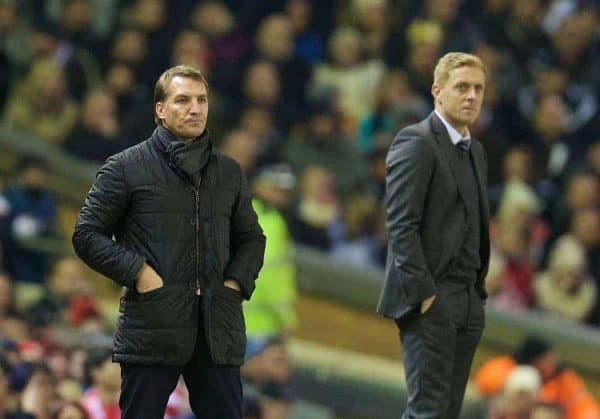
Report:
112,30,147,65
239,106,275,140
92,357,121,392
300,166,337,204
106,63,136,96
220,129,260,174
155,76,208,141
20,165,47,190
133,0,165,31
47,350,70,381
409,41,441,80
61,0,91,33
566,174,599,210
309,112,337,140
28,60,68,103
378,70,411,107
252,179,292,210
496,223,529,258
534,95,568,141
354,0,387,31
256,15,294,61
503,148,533,183
243,61,281,107
511,0,540,25
531,351,559,382
535,68,567,97
49,257,87,297
572,208,600,249
0,1,17,32
432,65,486,133
82,90,119,138
329,28,362,67
426,0,458,26
191,2,234,37
68,349,87,382
172,30,210,73
552,264,584,292
286,0,312,34
261,343,292,385
553,14,593,62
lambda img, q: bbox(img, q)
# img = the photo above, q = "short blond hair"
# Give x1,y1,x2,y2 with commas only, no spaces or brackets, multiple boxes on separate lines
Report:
433,52,487,87
153,65,208,123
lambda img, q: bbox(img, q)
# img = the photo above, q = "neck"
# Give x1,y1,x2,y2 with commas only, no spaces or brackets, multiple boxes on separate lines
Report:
435,107,468,136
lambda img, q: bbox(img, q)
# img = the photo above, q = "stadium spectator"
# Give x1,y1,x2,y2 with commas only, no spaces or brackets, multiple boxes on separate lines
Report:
287,166,341,251
245,164,297,341
3,58,78,144
283,96,367,195
312,25,385,132
80,348,120,419
0,156,58,283
535,235,597,322
63,88,124,163
284,0,323,64
514,335,600,419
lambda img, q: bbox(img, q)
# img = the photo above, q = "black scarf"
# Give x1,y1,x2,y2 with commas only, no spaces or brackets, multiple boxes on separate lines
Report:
158,124,211,186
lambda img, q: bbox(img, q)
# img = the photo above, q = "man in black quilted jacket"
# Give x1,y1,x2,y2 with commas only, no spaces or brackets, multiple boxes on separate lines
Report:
72,65,266,419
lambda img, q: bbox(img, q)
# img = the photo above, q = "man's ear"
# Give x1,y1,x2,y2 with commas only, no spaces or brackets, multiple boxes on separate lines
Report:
155,102,164,120
431,84,440,103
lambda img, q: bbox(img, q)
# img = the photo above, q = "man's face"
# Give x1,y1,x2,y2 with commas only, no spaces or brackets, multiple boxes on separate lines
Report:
156,76,208,140
432,66,485,130
93,358,121,392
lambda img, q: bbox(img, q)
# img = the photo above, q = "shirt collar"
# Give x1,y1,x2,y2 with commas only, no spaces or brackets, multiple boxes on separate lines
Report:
434,110,471,145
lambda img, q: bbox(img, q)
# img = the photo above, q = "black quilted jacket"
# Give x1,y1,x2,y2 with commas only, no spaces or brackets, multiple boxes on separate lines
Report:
72,126,266,366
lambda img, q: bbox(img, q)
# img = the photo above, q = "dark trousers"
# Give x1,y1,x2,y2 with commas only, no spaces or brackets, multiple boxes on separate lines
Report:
119,306,242,419
395,280,485,419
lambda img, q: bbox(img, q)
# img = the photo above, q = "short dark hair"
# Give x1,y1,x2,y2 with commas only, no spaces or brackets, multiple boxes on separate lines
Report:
83,347,112,386
16,155,49,174
153,65,209,123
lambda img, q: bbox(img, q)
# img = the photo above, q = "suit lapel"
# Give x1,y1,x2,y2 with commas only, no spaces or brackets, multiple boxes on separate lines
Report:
429,113,470,213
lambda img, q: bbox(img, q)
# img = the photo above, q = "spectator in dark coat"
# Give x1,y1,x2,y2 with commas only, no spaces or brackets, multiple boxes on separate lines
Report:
0,156,57,283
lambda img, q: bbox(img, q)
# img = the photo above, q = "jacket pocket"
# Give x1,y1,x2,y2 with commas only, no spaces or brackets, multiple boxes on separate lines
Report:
211,285,246,361
122,287,190,329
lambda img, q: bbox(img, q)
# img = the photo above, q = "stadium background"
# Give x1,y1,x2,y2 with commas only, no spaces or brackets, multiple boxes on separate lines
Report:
1,0,600,418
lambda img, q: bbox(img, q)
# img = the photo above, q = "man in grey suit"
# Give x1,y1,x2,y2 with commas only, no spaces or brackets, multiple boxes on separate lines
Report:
377,52,490,418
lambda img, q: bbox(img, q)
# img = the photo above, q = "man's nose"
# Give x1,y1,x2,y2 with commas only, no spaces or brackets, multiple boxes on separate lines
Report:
190,100,202,113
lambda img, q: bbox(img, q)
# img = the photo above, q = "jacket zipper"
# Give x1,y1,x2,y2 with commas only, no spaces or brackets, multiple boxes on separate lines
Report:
194,176,202,296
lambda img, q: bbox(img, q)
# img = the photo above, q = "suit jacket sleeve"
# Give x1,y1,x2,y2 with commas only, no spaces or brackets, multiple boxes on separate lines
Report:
223,167,266,300
72,155,145,288
386,130,437,306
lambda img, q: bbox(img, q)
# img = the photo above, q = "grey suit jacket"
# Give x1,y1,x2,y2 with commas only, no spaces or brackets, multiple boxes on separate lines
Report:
377,112,490,320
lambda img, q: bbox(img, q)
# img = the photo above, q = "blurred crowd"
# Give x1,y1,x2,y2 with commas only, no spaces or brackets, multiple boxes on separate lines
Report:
475,335,600,419
2,0,600,417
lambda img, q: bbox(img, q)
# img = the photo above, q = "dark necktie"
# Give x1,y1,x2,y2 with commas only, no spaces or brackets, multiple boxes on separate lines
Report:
456,139,471,152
